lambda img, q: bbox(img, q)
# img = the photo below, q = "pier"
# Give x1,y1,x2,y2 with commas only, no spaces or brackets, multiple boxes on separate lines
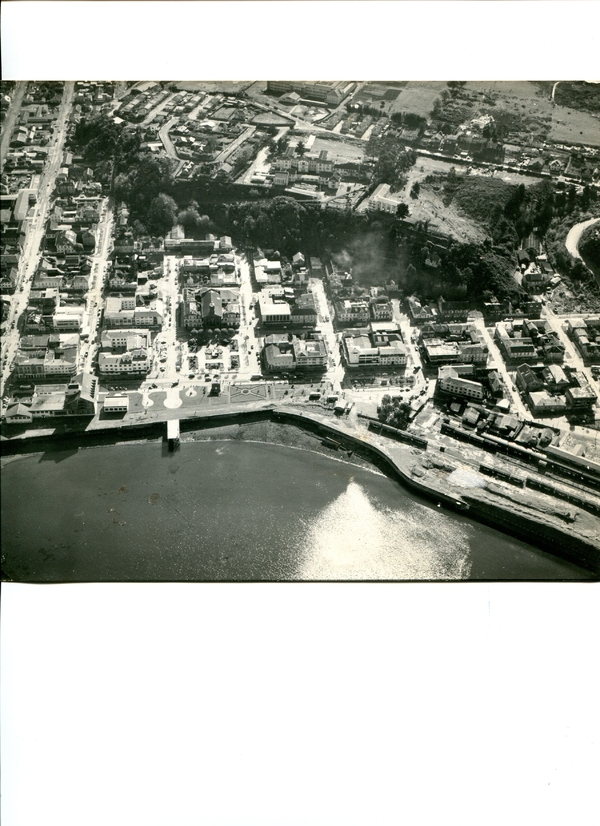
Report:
167,419,180,451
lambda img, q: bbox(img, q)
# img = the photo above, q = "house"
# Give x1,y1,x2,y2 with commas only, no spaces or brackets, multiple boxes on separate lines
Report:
516,363,544,393
437,364,484,400
292,252,306,269
527,391,567,416
3,402,33,425
407,296,437,324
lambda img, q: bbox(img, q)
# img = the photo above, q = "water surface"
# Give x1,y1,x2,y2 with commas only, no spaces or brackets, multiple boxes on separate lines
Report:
1,440,594,581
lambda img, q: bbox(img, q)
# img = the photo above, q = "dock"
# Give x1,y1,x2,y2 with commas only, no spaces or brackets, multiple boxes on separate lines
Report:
167,419,180,450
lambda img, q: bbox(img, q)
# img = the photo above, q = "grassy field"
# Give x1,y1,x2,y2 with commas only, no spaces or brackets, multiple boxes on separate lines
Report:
548,107,600,145
465,80,600,146
390,81,449,117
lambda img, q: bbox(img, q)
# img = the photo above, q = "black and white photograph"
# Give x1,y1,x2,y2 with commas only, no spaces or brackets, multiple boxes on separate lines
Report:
1,4,599,826
1,69,600,580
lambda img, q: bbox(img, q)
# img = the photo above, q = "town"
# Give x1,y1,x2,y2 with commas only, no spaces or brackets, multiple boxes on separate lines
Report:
1,79,600,562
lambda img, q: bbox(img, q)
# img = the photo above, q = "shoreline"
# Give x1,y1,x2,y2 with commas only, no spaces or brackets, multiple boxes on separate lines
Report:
2,406,599,575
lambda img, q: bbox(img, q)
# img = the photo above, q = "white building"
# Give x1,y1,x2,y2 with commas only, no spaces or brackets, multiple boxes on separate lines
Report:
437,364,484,400
368,183,405,215
258,296,292,325
343,332,408,368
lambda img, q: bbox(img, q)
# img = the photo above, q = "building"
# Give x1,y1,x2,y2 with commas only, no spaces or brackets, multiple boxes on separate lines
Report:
527,391,567,416
12,333,80,380
369,297,394,321
292,338,328,369
494,322,538,364
566,317,600,364
334,299,370,326
267,81,355,106
565,385,597,410
368,183,405,214
103,394,129,414
516,363,544,393
407,296,437,324
342,330,408,368
262,335,295,373
104,295,164,329
437,364,484,400
291,292,318,327
437,297,472,323
98,329,151,376
261,334,328,373
258,295,292,326
16,373,99,421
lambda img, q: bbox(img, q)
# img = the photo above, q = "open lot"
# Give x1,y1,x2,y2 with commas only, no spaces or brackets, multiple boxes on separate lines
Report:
175,81,253,94
311,136,365,163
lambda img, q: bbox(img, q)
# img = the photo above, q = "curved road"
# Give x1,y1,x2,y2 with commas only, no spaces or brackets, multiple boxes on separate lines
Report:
565,216,600,260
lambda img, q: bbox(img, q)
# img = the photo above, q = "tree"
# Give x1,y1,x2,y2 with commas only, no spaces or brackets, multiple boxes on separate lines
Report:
410,181,420,199
147,193,178,235
396,203,409,218
295,141,306,157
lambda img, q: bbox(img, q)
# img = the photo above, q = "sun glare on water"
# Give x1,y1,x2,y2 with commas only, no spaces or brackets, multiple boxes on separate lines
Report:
297,481,472,580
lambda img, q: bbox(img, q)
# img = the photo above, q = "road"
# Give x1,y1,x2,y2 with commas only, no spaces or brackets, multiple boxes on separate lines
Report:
158,117,179,159
565,216,600,260
141,92,177,126
0,81,27,171
214,125,256,165
1,81,74,396
237,126,289,184
82,201,114,373
472,319,531,419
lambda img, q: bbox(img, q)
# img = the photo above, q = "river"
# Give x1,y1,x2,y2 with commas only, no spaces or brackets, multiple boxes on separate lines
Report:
1,439,594,581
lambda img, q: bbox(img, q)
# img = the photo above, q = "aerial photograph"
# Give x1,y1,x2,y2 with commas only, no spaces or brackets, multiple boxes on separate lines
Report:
1,78,599,581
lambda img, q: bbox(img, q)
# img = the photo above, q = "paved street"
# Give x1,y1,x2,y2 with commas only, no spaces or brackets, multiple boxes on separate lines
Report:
0,82,28,171
1,81,74,396
82,201,114,373
472,318,531,419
